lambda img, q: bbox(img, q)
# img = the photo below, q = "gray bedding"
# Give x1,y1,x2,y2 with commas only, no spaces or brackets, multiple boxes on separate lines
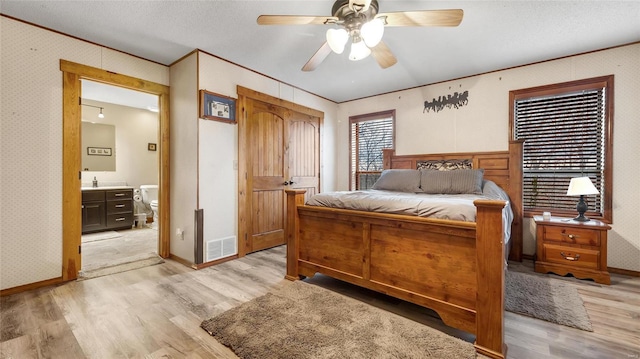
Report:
305,180,513,241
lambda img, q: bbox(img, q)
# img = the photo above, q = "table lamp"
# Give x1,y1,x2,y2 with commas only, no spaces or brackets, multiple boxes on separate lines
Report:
566,177,599,222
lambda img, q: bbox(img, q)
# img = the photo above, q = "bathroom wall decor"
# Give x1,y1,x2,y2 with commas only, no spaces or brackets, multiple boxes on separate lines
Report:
87,147,112,156
423,90,469,113
199,89,237,124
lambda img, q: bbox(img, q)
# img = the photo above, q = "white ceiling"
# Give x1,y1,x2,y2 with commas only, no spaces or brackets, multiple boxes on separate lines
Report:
2,1,639,103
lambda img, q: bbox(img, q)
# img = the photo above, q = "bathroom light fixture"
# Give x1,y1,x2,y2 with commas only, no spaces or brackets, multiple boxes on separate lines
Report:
81,103,105,119
566,176,599,222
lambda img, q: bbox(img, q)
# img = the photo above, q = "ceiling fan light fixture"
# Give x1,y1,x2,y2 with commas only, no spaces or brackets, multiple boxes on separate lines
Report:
349,38,371,61
361,17,384,47
349,0,372,12
326,28,349,54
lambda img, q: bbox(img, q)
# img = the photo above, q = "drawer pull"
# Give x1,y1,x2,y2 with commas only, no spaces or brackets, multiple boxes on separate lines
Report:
114,193,126,197
115,204,125,208
563,233,579,240
115,217,126,222
560,252,580,261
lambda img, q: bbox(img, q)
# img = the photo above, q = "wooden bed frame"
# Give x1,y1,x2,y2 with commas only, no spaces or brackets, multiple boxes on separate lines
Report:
284,141,523,359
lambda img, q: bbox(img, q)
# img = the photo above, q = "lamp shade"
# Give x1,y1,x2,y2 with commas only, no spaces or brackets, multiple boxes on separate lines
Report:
566,177,599,196
326,28,349,54
361,18,384,48
349,39,371,61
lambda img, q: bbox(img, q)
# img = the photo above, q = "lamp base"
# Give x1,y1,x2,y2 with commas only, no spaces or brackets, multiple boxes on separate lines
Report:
574,195,590,222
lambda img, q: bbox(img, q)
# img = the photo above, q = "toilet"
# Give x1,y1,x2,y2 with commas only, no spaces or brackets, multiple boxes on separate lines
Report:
140,185,159,229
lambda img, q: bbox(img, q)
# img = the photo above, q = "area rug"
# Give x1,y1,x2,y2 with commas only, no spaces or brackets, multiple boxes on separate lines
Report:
81,230,122,243
505,270,593,331
201,281,477,359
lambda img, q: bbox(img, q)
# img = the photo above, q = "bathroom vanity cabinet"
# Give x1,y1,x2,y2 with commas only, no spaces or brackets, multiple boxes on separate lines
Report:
82,188,134,234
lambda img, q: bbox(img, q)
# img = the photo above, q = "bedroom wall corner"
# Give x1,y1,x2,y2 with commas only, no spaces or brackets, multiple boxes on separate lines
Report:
0,17,169,290
169,51,199,263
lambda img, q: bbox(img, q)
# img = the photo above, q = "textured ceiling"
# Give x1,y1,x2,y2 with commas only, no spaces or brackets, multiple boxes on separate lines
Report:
2,1,639,103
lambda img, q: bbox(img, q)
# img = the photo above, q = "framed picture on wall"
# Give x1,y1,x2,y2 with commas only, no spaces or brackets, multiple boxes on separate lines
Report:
199,90,237,124
87,147,112,156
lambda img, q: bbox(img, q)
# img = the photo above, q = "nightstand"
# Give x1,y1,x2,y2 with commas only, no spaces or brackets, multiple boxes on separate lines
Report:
534,216,611,285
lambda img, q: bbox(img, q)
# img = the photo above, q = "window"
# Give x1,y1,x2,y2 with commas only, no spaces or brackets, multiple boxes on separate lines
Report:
350,110,395,190
510,76,613,222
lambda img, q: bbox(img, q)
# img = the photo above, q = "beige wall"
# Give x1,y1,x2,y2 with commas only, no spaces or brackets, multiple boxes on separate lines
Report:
337,43,640,271
0,16,169,290
81,100,159,189
168,51,338,264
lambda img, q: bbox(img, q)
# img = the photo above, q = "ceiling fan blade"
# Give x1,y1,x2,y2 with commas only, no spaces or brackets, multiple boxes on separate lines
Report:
302,42,333,72
257,15,338,25
371,41,397,69
379,9,463,27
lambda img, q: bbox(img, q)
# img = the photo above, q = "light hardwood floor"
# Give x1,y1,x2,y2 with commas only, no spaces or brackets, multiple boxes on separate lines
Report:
1,246,639,358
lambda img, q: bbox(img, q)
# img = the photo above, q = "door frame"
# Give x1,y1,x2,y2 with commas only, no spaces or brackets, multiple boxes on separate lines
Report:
236,85,323,257
60,60,171,281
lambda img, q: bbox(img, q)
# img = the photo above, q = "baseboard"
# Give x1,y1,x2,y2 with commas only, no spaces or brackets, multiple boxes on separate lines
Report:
193,255,238,270
0,276,65,297
168,253,194,268
609,267,640,277
522,254,535,261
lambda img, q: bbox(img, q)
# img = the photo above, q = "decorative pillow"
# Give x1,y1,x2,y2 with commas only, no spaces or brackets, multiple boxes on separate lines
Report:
420,168,485,194
372,169,421,193
417,159,472,171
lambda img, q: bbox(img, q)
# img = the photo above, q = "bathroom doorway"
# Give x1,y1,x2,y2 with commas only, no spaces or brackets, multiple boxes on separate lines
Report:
79,80,162,278
61,60,170,282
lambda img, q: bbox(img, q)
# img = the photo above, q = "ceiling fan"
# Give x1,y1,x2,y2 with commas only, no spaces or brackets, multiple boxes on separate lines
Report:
257,0,463,71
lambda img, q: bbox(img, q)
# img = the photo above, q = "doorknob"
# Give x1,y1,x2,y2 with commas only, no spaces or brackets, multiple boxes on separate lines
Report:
283,181,290,185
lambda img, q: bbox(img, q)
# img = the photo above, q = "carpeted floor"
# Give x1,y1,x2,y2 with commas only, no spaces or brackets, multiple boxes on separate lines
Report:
201,269,593,358
202,280,477,359
505,270,593,331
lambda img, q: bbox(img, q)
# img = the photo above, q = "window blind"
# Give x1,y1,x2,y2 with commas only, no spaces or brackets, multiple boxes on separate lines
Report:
514,88,605,214
350,115,394,190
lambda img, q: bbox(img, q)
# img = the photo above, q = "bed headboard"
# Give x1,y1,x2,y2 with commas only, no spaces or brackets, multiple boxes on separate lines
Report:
382,140,524,261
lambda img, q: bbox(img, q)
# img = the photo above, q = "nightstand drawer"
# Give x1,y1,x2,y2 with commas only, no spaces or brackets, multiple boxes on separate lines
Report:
543,244,599,269
542,225,600,246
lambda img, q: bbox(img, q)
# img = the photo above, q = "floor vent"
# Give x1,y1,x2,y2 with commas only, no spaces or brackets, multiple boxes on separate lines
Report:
205,236,237,262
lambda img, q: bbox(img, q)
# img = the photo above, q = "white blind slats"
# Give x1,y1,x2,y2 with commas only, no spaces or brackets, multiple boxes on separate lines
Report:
350,115,394,190
515,87,606,214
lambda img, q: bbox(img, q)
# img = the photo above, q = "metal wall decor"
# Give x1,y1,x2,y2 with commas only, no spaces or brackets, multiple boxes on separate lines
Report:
423,90,469,113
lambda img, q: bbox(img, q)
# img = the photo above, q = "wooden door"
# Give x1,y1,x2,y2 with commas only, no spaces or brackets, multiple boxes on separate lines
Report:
238,87,322,255
288,115,320,201
247,101,288,253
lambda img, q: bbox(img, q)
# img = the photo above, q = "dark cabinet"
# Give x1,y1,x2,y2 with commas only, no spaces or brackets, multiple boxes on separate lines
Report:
82,190,106,233
82,188,133,234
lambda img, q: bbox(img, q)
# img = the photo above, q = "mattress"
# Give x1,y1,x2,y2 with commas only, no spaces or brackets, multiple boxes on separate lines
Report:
305,180,513,243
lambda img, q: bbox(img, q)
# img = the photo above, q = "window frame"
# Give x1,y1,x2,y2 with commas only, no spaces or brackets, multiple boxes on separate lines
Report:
349,110,396,190
509,75,614,223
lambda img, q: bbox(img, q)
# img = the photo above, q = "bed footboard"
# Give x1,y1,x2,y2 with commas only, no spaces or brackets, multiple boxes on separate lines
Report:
285,189,506,359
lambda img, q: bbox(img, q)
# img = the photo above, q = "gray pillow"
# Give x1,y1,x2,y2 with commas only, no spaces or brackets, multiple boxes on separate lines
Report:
420,169,485,194
372,169,421,193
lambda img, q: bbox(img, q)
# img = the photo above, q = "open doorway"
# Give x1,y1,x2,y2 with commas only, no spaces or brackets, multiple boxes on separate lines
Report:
79,80,162,278
61,60,170,282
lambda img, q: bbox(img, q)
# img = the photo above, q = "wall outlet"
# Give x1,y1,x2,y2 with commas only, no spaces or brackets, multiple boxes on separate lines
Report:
176,228,184,240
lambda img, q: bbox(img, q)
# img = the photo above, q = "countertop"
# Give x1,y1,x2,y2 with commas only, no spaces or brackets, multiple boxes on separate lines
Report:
81,186,134,191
